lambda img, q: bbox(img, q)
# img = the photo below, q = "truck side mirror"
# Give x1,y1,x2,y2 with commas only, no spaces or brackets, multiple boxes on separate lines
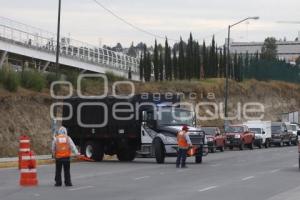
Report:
262,131,265,135
297,131,300,136
284,129,288,133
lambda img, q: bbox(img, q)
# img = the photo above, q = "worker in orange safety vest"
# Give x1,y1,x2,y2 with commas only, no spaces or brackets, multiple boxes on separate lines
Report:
176,125,192,168
52,126,80,187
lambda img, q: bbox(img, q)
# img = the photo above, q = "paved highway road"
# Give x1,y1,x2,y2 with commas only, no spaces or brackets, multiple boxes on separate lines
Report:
1,146,300,200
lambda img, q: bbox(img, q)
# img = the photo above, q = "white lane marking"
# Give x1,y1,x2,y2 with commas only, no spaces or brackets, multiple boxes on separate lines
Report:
270,169,280,173
242,176,255,181
198,186,218,192
176,169,191,172
34,193,40,197
159,172,165,175
68,186,94,191
210,164,221,167
134,176,150,181
293,164,298,168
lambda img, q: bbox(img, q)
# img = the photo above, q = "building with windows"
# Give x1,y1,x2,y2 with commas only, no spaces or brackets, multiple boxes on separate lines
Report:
228,32,300,64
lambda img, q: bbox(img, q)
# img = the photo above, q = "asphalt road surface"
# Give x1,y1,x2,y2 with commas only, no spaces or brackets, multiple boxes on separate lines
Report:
1,146,300,200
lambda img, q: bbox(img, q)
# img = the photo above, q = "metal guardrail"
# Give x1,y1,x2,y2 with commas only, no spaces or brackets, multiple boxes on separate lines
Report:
0,17,139,74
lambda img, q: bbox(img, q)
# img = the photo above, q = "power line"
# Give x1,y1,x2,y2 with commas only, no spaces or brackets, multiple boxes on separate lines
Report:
92,0,228,44
92,0,179,42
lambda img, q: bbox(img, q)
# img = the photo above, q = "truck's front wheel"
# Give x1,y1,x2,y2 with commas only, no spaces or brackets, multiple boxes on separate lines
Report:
83,141,104,162
154,140,165,164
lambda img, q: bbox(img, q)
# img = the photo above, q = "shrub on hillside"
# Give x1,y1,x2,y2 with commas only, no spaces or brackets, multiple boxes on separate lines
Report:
45,73,60,88
105,71,125,82
20,70,46,92
2,70,19,92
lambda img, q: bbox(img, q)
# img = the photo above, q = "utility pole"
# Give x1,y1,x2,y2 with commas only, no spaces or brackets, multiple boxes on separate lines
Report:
224,17,259,128
55,0,61,78
53,0,61,129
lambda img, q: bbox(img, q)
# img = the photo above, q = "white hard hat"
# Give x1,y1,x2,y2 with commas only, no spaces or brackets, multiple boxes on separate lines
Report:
57,126,67,135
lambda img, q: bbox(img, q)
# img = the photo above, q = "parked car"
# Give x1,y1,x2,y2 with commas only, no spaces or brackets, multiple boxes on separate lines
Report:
271,122,292,146
243,121,272,148
225,125,255,150
202,127,226,153
287,123,298,145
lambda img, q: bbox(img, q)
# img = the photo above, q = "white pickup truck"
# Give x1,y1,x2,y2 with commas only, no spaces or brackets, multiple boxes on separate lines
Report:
243,121,272,148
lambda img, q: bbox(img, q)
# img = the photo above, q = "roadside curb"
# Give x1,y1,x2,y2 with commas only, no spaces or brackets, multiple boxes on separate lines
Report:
0,155,117,169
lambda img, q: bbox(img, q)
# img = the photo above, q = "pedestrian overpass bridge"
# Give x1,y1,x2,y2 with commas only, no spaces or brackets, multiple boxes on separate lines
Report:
0,17,140,81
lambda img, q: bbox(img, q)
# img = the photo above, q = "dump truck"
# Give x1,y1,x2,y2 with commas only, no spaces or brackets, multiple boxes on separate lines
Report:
62,94,207,164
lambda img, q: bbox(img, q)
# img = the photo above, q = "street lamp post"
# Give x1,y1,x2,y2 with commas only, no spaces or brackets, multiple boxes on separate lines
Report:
55,0,61,78
52,0,61,132
224,17,259,127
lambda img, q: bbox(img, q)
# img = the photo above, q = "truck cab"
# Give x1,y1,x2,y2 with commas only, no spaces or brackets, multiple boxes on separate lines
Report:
271,122,292,147
243,121,272,148
225,125,255,150
201,127,226,153
140,104,207,163
287,123,298,145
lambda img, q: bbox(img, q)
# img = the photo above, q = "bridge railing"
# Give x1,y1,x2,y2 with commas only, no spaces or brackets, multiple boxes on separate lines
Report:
0,17,139,74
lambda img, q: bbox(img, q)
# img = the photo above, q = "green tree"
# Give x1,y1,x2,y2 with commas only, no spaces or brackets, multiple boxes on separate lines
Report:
261,37,278,61
178,37,185,80
186,33,194,80
164,38,172,81
153,40,159,81
202,41,208,78
159,50,164,81
172,48,178,80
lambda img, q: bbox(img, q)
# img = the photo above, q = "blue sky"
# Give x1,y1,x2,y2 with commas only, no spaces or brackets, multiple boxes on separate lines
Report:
1,0,300,47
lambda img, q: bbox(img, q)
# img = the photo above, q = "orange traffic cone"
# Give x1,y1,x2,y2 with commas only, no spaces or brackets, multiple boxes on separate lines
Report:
18,135,31,169
20,151,38,186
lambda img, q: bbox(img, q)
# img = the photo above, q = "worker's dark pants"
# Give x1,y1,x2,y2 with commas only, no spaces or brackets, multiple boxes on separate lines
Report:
55,158,71,185
176,148,187,167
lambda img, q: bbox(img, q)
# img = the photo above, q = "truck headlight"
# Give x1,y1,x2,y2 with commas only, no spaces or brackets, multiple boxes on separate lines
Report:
234,134,241,139
164,136,177,144
207,138,214,142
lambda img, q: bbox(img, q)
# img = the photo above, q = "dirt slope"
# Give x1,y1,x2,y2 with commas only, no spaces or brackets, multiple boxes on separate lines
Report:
0,79,299,157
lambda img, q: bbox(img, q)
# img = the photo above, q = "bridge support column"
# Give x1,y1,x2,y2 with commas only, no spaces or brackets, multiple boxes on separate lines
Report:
0,51,8,69
42,61,50,72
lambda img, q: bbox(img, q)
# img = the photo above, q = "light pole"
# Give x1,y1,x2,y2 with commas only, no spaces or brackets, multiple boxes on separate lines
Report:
224,17,259,127
55,0,61,78
52,0,61,132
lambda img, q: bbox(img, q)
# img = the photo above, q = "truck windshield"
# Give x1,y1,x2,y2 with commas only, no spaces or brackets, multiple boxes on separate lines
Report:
271,126,281,134
226,126,244,133
289,125,297,131
202,128,216,135
250,128,262,134
158,108,194,126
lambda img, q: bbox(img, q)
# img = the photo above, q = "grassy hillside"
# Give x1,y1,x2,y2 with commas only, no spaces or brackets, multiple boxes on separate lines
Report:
0,79,299,157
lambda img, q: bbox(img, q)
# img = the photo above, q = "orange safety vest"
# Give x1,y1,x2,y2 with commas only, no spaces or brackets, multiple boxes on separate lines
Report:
177,131,189,149
55,134,71,159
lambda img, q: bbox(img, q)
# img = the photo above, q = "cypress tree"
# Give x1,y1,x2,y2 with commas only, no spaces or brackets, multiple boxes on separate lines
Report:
159,50,164,81
178,37,185,80
186,33,194,80
164,38,172,81
202,41,208,78
172,48,178,80
139,53,144,81
153,39,159,81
